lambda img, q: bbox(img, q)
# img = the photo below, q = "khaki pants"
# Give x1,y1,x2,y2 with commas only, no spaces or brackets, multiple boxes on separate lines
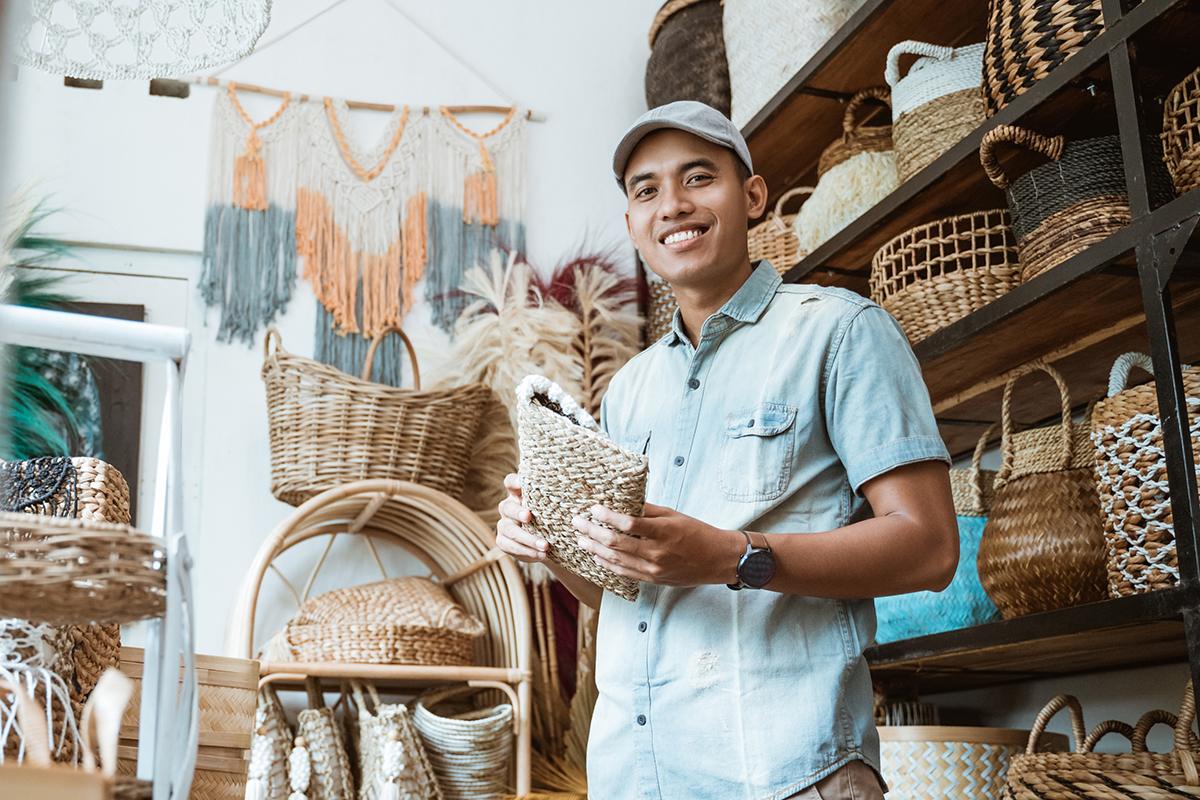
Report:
783,760,885,800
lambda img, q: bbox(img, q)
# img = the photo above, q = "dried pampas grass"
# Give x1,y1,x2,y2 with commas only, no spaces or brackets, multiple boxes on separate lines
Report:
794,150,900,253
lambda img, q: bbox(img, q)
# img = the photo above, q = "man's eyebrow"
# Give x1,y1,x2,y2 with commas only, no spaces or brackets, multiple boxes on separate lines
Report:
627,170,657,189
680,157,720,172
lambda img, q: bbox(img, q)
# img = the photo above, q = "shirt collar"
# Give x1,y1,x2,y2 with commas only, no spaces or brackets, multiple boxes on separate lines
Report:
666,260,781,345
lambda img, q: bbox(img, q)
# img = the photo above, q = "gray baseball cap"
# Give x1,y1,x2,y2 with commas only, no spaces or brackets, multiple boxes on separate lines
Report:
612,101,753,188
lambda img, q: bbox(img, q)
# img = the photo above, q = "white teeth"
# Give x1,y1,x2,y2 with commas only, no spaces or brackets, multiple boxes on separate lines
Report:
664,229,702,245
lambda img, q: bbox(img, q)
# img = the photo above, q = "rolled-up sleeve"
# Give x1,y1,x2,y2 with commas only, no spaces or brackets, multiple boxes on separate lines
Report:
823,305,951,494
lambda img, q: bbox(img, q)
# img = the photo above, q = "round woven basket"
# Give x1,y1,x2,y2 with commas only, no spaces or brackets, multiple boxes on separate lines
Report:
413,685,514,800
818,87,893,177
982,0,1104,117
262,326,492,507
977,362,1107,619
516,375,648,602
747,186,814,269
870,209,1019,344
645,0,731,116
1163,65,1200,196
949,423,1000,519
1091,353,1200,598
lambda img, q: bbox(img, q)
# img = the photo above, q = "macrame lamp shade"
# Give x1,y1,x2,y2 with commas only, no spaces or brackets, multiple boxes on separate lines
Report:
14,0,271,81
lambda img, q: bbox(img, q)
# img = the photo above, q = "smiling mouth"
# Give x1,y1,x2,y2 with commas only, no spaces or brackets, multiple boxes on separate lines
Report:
661,226,709,246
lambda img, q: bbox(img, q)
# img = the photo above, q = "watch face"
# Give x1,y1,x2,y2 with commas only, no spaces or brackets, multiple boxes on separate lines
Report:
740,550,777,589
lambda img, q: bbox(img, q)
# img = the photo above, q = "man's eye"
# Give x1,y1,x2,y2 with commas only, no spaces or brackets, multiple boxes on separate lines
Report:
687,173,713,184
636,186,656,198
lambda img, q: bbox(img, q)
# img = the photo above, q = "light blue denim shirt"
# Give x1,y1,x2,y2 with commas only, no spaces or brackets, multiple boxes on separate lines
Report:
588,262,950,800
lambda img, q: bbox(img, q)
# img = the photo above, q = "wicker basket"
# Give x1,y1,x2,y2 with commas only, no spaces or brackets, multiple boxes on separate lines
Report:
117,646,258,800
723,0,866,128
645,276,677,344
818,86,894,176
346,681,443,800
977,361,1107,618
982,0,1104,117
1091,353,1200,599
412,685,514,800
880,725,1068,800
1163,66,1200,196
516,375,648,602
747,187,815,269
886,41,986,181
980,125,1175,282
870,209,1019,344
297,678,355,800
262,326,492,507
645,0,731,117
1004,684,1200,800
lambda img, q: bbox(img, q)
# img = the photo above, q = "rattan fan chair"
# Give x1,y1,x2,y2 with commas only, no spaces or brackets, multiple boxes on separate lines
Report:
226,480,533,796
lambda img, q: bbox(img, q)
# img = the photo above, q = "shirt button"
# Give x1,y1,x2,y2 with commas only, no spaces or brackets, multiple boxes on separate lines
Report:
638,621,647,632
674,456,684,467
637,715,647,726
748,419,755,428
688,378,700,390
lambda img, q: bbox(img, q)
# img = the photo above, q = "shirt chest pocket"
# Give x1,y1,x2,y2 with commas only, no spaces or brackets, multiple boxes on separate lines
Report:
719,404,798,502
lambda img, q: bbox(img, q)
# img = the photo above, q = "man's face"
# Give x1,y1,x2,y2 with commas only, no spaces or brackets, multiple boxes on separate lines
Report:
623,129,758,288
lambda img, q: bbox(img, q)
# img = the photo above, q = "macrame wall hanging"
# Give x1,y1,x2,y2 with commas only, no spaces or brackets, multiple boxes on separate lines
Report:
425,107,528,333
14,0,271,81
297,98,427,386
201,84,304,344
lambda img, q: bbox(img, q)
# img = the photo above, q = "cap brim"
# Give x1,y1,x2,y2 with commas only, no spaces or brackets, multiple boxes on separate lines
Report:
613,120,743,186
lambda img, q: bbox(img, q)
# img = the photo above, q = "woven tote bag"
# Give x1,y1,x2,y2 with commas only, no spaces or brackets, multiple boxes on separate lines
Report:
885,41,986,180
645,0,731,117
516,374,648,602
245,685,293,800
747,186,815,269
982,0,1104,117
1163,66,1200,196
412,685,514,800
1091,352,1200,598
723,0,866,128
295,678,355,800
1004,683,1200,800
870,209,1019,344
343,681,442,800
262,326,493,507
876,426,1002,643
977,361,1107,618
795,88,900,254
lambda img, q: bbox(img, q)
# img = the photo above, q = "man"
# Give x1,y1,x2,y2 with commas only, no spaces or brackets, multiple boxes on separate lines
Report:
497,101,958,799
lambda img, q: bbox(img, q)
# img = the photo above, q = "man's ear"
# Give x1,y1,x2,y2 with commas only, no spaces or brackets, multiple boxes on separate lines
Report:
745,175,769,219
625,212,639,251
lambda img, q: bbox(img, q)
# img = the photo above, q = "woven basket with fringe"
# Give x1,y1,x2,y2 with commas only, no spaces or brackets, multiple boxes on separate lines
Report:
980,126,1174,282
645,0,731,116
1163,66,1200,197
345,681,442,800
723,0,866,128
1004,683,1200,800
283,577,486,667
412,685,514,800
886,41,986,180
262,326,493,507
870,209,1019,344
516,375,648,602
296,678,355,800
982,0,1104,117
880,725,1068,800
1091,353,1200,598
978,361,1107,619
244,684,293,800
748,186,814,269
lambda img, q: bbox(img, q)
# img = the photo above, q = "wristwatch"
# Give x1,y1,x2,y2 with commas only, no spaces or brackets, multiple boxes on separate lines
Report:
727,530,776,590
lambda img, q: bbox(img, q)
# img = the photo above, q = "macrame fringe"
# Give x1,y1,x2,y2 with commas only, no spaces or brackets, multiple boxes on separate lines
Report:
464,170,499,226
315,302,406,388
402,192,428,314
233,136,268,211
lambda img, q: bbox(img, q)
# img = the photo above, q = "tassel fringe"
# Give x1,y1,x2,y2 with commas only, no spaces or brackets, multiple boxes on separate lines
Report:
233,134,268,211
402,191,428,313
464,171,499,226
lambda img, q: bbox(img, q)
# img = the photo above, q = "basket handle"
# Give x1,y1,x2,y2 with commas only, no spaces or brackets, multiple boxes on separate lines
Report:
843,86,892,134
967,422,1001,515
885,40,955,87
1082,719,1135,752
979,125,1065,190
79,668,135,778
305,676,327,710
1176,682,1200,758
998,360,1074,482
0,678,52,767
348,679,384,715
263,326,285,361
362,325,421,389
1026,694,1087,754
774,186,816,218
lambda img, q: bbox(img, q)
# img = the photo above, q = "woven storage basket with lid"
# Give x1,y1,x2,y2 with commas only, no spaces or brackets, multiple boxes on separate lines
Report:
977,361,1107,618
645,0,731,116
870,209,1019,344
886,41,986,180
516,374,648,602
1004,683,1200,800
282,577,486,666
412,684,514,800
982,0,1104,117
1163,65,1200,196
262,326,492,507
747,186,814,269
1091,352,1200,599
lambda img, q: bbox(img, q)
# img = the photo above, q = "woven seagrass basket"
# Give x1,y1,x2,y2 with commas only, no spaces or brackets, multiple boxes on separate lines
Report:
879,725,1068,800
870,209,1019,344
646,0,731,116
886,41,986,181
982,0,1104,117
1004,684,1200,800
977,361,1107,618
1163,66,1200,196
747,187,814,269
1091,353,1200,599
516,375,648,602
645,276,677,344
262,326,492,507
346,681,443,800
413,684,514,800
297,678,355,800
818,87,894,176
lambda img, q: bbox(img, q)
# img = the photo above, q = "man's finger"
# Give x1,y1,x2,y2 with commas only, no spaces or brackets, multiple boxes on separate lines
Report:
589,504,636,533
573,515,622,547
499,498,531,524
497,520,549,558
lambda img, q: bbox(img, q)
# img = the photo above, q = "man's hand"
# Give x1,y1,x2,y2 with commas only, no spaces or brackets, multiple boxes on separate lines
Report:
573,504,742,587
496,474,549,564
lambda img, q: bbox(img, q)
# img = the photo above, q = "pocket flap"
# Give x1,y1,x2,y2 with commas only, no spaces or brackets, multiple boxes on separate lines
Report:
726,405,797,438
618,430,652,455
